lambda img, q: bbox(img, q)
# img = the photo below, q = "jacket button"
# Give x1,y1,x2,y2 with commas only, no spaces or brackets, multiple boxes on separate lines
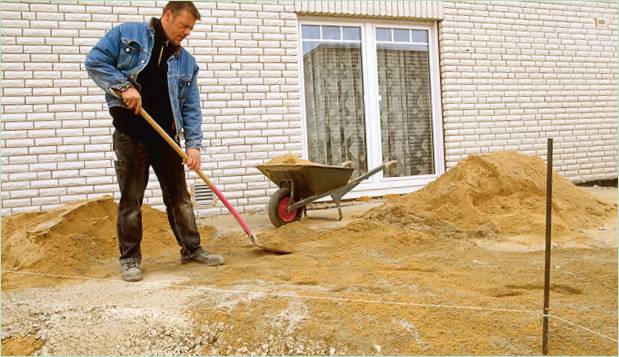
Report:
141,60,145,64
125,48,130,52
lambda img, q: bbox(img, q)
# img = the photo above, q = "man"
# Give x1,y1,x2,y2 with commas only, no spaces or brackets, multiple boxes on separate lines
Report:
85,1,224,282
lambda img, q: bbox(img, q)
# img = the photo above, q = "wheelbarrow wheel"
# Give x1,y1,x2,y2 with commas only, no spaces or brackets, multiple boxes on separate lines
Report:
268,187,302,228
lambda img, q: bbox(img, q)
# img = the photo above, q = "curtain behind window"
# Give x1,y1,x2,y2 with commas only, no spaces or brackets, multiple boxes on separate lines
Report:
377,45,434,177
303,43,368,176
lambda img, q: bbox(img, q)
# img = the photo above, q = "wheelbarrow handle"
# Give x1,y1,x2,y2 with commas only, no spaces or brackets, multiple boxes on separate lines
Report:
286,159,398,212
348,159,398,185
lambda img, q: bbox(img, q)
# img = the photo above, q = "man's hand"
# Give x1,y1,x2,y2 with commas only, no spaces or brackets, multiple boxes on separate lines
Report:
185,147,201,171
122,87,142,115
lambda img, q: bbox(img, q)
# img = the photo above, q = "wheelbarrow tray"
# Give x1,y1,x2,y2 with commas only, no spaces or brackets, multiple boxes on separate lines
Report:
256,164,354,199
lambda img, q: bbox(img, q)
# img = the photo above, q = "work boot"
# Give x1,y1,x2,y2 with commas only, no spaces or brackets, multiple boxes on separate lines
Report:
181,248,225,266
120,261,143,282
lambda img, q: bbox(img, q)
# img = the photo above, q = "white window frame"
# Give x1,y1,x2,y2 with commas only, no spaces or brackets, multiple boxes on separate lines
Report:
297,17,445,198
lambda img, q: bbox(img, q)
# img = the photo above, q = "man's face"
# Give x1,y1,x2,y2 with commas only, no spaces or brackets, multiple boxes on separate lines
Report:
161,9,196,46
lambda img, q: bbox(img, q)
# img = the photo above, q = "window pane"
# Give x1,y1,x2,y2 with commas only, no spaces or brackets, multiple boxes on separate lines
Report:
376,28,391,42
393,29,410,42
342,26,360,41
377,43,428,52
323,26,341,40
302,41,321,55
303,41,367,175
302,25,320,39
411,30,428,43
376,39,434,177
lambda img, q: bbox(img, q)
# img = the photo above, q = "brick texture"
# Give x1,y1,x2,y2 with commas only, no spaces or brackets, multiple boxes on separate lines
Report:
439,0,618,181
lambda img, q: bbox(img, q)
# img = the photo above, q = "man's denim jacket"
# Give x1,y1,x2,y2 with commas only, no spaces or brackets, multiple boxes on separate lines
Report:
85,21,203,149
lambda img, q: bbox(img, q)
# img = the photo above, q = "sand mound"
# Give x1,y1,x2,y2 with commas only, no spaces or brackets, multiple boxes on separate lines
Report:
1,196,182,279
264,154,316,166
255,222,320,253
1,335,44,356
363,152,616,238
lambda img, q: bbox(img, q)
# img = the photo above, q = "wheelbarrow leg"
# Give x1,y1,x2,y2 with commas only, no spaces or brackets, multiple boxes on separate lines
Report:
286,180,306,222
331,193,344,220
289,180,296,203
336,203,343,220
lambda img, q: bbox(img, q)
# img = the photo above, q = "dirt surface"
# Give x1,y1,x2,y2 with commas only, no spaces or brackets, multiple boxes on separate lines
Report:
2,152,617,355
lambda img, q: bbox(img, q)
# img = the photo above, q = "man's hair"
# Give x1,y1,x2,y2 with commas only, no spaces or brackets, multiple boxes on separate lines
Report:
163,1,201,20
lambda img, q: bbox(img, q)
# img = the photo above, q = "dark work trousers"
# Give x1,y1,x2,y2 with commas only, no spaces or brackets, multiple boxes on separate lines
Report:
113,130,201,264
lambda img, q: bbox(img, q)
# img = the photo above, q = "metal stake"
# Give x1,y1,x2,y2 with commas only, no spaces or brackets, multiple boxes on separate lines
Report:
542,138,553,355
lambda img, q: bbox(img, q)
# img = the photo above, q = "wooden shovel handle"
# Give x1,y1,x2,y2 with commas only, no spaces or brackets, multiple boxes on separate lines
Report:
136,107,255,238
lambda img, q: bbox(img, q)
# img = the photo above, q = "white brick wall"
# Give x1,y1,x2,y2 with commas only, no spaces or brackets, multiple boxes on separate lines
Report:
1,0,617,216
0,0,304,216
440,0,618,181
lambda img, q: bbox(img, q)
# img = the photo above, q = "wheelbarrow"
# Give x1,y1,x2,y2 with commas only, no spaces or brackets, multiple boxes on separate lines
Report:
257,160,397,227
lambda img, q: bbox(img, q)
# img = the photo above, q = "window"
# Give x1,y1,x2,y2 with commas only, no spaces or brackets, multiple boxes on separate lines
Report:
301,24,367,177
376,27,434,177
299,20,444,196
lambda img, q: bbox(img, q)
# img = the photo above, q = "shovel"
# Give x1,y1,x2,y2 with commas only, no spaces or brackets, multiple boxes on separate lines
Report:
111,90,290,254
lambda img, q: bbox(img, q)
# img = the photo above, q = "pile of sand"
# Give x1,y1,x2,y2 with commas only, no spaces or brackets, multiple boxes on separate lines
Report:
363,152,616,238
255,222,320,253
263,154,317,166
1,196,182,282
1,335,43,356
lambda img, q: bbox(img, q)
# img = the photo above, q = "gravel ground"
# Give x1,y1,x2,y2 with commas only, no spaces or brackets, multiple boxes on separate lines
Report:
2,273,206,356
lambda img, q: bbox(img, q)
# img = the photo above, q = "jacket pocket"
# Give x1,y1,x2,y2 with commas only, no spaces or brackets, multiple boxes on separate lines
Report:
118,37,142,70
177,74,192,99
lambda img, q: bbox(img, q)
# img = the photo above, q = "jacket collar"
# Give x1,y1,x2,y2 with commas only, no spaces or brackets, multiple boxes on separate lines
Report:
149,17,181,56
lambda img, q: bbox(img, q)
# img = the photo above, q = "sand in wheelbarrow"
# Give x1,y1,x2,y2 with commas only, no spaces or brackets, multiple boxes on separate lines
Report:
263,154,317,166
254,222,320,253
